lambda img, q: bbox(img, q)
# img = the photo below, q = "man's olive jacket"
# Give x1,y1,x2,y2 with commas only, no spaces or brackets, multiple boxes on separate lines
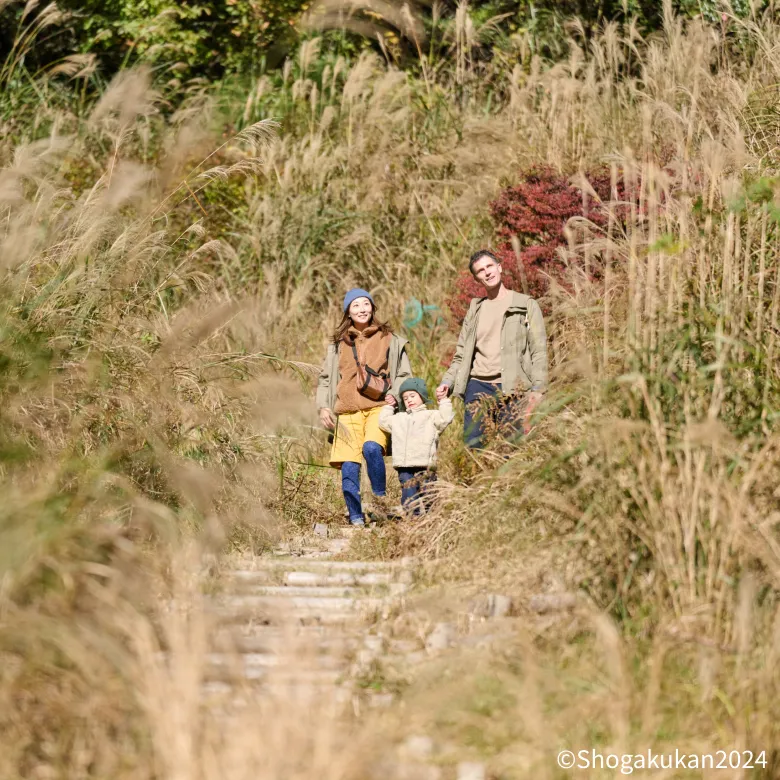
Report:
441,291,548,399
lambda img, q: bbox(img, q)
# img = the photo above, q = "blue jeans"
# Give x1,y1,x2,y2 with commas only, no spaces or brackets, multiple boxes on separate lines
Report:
397,468,437,516
341,441,386,524
463,379,524,449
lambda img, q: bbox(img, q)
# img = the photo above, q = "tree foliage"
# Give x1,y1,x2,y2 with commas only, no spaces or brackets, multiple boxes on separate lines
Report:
0,0,764,81
0,0,309,78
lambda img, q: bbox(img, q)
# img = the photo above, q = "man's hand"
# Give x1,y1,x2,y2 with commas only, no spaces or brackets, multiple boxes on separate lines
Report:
319,408,335,430
385,394,397,407
523,391,543,434
435,383,450,402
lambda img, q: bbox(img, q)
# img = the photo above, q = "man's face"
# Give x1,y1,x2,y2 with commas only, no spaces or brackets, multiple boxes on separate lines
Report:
402,390,424,410
471,255,502,290
348,296,373,325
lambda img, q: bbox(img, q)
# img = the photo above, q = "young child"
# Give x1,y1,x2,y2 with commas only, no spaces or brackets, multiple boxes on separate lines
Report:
378,377,454,516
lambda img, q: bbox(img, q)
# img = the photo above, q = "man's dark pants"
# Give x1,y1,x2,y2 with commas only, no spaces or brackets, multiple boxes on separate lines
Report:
463,378,524,449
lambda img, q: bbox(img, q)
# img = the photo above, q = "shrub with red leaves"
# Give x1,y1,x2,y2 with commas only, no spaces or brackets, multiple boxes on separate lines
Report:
446,166,622,325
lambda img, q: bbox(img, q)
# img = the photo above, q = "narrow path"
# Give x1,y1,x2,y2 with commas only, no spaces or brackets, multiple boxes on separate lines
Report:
201,530,417,713
195,531,507,779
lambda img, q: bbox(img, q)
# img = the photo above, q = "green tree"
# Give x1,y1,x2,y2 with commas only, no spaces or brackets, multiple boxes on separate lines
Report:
0,0,310,79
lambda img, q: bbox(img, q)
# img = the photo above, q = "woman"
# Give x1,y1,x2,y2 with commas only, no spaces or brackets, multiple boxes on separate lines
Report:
316,288,411,526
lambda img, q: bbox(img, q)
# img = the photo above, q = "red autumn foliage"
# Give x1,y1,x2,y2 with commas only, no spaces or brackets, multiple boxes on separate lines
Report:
446,166,623,325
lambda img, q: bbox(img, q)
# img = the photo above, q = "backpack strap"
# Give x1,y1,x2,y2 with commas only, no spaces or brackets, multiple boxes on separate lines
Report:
350,335,393,371
513,306,529,327
515,307,530,354
352,341,390,377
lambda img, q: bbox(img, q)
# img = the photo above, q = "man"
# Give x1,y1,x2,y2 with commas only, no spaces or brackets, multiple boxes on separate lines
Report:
436,250,548,448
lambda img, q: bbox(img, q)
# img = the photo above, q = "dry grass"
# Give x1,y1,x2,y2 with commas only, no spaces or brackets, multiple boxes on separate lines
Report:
3,2,780,776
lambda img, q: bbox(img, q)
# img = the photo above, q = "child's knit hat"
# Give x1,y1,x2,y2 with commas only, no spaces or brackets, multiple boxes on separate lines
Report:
343,288,374,313
398,377,430,411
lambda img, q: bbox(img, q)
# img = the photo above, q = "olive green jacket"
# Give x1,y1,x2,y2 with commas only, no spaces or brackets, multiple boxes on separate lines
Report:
441,291,548,399
316,334,412,415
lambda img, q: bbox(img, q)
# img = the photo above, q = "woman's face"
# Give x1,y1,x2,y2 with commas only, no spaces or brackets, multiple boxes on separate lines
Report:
348,296,373,326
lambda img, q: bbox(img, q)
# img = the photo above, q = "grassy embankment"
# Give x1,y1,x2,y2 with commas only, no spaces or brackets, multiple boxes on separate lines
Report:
1,3,780,775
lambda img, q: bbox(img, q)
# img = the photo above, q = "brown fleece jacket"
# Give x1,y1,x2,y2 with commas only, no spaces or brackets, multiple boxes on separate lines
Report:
333,325,392,414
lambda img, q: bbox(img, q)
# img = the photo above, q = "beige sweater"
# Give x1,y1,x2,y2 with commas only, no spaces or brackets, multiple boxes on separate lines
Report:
471,294,511,381
378,399,454,469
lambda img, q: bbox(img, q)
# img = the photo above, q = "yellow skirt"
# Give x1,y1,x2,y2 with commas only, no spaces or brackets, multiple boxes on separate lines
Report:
329,406,388,467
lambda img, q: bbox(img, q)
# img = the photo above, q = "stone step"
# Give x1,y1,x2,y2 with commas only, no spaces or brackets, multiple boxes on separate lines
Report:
216,594,391,613
201,551,417,715
210,599,386,626
211,628,365,655
230,558,414,573
286,570,396,587
235,585,365,598
227,581,408,599
211,608,360,626
227,569,399,588
274,545,347,558
270,547,351,560
209,634,426,666
202,680,353,708
214,621,373,639
205,663,344,684
206,652,346,675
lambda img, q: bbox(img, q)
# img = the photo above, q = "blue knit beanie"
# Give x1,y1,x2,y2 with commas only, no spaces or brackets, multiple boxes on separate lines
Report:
343,288,374,313
398,377,430,411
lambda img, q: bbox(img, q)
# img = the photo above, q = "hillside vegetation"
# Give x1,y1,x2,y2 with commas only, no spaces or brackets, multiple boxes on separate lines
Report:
1,0,780,775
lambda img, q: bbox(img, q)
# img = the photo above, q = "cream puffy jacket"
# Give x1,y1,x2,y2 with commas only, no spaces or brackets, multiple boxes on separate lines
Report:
378,399,454,469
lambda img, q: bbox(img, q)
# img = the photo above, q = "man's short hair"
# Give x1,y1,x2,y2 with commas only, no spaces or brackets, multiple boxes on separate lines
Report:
469,249,500,273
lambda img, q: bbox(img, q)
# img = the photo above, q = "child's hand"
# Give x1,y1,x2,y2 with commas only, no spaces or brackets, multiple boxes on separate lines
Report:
385,394,397,407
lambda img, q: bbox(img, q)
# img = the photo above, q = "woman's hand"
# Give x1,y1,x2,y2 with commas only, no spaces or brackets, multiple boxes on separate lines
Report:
385,394,398,407
319,408,336,430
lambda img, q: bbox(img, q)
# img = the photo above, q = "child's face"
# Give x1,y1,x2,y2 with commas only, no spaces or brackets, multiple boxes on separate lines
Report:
402,390,424,409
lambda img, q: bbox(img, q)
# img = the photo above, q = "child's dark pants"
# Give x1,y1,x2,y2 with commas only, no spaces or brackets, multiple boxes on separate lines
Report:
397,468,437,516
